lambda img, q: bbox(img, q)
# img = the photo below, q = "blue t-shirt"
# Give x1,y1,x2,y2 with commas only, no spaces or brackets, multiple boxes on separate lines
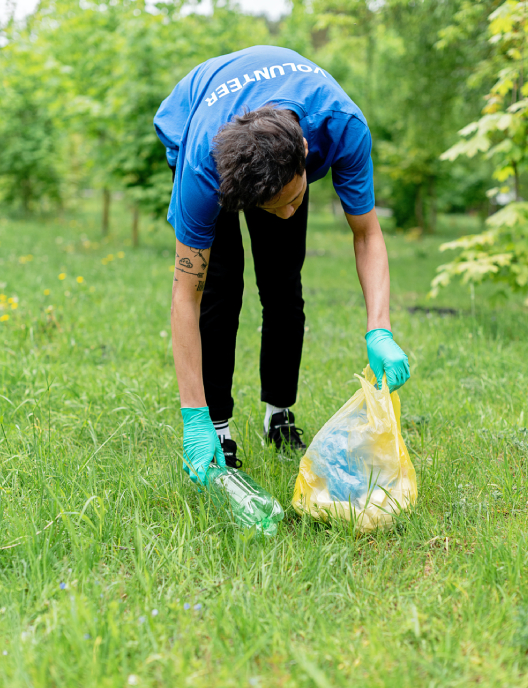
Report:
154,45,375,249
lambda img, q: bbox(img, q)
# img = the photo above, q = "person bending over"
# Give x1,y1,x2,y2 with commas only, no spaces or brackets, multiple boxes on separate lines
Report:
154,45,410,484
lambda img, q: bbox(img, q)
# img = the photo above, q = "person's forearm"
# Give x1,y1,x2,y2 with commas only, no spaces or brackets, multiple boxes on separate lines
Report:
346,210,391,332
354,230,391,331
171,287,206,408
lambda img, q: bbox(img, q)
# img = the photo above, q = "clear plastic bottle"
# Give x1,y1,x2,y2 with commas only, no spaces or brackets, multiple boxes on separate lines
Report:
206,464,284,537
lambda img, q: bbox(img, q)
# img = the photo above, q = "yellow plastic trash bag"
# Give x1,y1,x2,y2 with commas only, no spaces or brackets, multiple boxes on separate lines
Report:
292,365,417,532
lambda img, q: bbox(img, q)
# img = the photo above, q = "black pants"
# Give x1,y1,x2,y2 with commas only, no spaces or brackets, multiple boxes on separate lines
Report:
200,189,309,422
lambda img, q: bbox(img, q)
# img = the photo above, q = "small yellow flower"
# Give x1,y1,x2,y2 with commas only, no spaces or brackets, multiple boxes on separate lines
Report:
107,254,114,261
58,273,66,280
0,294,5,302
0,314,9,322
10,302,18,310
76,276,84,283
169,265,175,272
7,297,13,304
117,251,125,259
43,289,50,296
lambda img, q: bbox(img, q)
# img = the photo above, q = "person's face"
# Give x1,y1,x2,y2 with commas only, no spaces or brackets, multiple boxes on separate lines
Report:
258,138,309,220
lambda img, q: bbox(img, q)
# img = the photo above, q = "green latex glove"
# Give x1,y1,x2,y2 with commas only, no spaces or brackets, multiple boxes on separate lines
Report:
365,328,410,393
180,407,225,485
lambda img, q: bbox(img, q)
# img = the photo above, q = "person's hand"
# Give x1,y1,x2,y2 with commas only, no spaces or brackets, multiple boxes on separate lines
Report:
365,328,410,393
180,407,225,485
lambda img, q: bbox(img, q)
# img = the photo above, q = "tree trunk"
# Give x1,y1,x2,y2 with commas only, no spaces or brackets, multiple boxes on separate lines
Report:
415,184,424,230
365,19,375,119
427,177,437,234
132,206,139,247
21,176,32,214
102,187,111,236
513,162,521,202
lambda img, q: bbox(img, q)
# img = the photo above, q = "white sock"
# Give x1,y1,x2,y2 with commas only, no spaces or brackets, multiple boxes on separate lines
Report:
264,404,288,433
212,419,231,441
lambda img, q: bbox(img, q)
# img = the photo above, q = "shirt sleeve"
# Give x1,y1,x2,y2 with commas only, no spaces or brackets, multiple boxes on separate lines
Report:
154,64,202,169
331,117,375,216
170,160,220,249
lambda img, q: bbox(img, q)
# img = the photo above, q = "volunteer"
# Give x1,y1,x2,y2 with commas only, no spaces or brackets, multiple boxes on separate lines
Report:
154,45,410,484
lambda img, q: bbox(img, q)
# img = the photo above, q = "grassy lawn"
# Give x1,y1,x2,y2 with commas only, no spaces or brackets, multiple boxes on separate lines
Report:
1,199,528,687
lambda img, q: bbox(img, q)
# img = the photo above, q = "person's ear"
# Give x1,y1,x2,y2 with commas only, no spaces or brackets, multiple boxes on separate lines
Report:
303,137,309,157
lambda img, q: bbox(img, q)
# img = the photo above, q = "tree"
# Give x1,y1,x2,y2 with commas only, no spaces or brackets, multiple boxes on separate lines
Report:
102,2,271,243
431,0,528,300
3,0,271,241
34,0,142,234
374,0,490,232
280,0,492,231
0,33,66,212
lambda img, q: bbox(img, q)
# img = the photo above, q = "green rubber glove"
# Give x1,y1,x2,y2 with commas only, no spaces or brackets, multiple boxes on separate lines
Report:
365,328,410,393
180,407,225,485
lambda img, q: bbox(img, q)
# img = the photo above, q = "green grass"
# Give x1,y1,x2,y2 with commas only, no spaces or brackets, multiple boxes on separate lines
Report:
1,200,528,687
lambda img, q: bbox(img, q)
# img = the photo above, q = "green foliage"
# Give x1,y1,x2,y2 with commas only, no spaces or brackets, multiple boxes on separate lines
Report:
0,0,271,218
377,0,493,231
430,201,528,298
0,0,506,228
433,0,528,298
441,2,528,192
105,5,270,216
0,39,67,211
293,0,492,230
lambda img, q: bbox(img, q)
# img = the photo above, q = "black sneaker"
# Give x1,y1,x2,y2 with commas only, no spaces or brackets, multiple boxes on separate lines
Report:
221,438,242,469
265,410,306,452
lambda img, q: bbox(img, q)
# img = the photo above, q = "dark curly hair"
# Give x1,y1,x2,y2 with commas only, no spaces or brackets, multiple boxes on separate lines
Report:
212,107,306,212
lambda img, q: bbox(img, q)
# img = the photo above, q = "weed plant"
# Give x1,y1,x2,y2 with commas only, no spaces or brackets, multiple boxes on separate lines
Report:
0,203,527,687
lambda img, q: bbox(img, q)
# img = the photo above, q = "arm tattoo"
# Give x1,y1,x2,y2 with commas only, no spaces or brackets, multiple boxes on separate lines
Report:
175,267,204,277
190,247,209,271
173,247,208,283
